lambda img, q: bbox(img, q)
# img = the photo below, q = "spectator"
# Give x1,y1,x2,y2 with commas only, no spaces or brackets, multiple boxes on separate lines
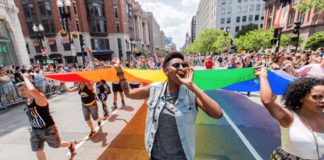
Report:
204,56,214,69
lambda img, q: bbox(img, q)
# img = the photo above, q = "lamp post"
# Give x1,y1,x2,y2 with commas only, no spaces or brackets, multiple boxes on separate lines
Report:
223,27,230,53
33,24,46,65
56,0,76,65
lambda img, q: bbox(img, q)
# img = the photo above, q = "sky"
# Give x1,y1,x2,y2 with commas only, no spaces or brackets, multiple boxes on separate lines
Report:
137,0,200,50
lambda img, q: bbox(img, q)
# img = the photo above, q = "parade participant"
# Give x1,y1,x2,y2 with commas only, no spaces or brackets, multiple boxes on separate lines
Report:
63,82,102,137
297,58,324,79
96,80,111,119
111,52,223,160
17,74,75,160
255,68,324,159
204,56,214,69
112,81,126,110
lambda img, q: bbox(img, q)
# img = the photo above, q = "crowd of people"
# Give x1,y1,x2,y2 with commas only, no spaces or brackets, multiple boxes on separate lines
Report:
0,47,323,160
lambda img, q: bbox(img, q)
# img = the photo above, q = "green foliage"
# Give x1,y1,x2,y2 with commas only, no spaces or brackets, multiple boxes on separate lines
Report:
281,34,304,47
297,0,324,13
305,31,324,50
235,28,273,51
234,23,258,38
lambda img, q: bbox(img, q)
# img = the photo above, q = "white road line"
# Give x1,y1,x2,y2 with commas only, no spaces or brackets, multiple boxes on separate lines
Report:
222,110,263,160
67,108,120,156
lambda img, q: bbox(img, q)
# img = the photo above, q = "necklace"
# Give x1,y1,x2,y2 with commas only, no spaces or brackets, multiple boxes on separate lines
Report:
299,113,321,160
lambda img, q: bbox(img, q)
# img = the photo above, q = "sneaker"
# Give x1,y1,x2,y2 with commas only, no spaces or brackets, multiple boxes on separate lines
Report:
89,130,96,138
112,103,117,110
69,142,76,155
97,120,102,127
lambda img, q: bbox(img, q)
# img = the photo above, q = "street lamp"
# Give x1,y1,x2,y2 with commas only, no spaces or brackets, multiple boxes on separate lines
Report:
33,24,47,65
56,0,76,65
223,27,230,53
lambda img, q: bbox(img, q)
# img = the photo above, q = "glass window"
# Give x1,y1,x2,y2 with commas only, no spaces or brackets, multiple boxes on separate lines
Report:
236,16,241,22
38,1,52,16
235,26,240,32
50,41,58,52
63,43,71,51
299,13,305,24
238,0,242,2
227,7,232,14
227,17,231,23
222,0,226,5
248,15,253,21
243,16,247,22
243,5,248,13
250,5,254,12
260,24,263,28
88,3,104,17
22,4,35,19
261,16,264,20
256,4,261,11
221,18,225,24
116,22,120,32
42,20,56,34
91,39,110,50
237,6,242,13
221,8,226,15
89,20,107,33
114,7,119,18
113,0,118,4
35,45,41,53
288,10,296,25
255,15,259,21
244,0,248,2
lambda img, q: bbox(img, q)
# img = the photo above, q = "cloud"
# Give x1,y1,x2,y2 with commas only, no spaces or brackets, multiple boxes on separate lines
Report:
138,0,198,50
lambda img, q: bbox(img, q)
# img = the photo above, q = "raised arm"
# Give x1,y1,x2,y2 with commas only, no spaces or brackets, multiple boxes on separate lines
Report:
112,59,150,99
255,67,293,128
62,82,80,92
23,73,48,107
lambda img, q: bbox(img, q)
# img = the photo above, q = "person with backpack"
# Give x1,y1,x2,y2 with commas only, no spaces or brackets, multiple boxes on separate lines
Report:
96,80,111,119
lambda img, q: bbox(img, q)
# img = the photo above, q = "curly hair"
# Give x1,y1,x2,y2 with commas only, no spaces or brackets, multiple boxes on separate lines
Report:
282,78,324,110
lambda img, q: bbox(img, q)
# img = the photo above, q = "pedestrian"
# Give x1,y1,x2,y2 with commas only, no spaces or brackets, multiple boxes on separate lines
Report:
297,58,324,79
255,67,324,159
96,80,111,119
17,73,75,160
112,82,126,110
63,82,102,137
204,56,214,69
111,52,223,160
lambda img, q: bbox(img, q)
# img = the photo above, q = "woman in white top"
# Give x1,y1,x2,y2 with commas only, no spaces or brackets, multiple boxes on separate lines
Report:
255,67,324,159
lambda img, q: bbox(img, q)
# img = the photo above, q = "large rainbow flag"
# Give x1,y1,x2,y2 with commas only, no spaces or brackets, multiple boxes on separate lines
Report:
45,68,295,95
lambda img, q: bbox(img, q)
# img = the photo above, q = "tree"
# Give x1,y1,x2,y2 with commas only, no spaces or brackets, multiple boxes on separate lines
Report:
305,31,324,50
235,28,273,51
297,0,324,14
234,23,258,38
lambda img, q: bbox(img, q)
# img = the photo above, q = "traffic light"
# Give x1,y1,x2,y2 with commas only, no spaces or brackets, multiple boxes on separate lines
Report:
293,21,301,34
79,34,85,48
272,28,280,45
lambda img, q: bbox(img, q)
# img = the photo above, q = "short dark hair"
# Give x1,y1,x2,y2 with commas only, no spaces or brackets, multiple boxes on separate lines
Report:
162,52,184,69
282,78,324,110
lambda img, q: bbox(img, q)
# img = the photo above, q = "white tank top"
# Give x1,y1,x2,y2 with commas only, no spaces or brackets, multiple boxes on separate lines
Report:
281,112,324,159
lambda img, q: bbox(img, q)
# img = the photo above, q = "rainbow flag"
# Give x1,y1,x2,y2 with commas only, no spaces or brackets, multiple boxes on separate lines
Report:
153,52,161,64
44,68,295,95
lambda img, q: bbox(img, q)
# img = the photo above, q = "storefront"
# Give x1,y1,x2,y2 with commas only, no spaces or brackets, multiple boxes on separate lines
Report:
0,20,18,66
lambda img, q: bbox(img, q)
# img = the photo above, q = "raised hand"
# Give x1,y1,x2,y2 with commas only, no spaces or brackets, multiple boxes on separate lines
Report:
111,58,121,69
176,67,194,87
254,67,268,78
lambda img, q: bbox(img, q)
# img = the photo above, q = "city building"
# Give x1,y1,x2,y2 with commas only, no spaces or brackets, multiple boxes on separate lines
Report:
196,0,265,37
16,0,165,64
0,0,29,66
263,0,324,44
182,32,191,49
147,12,164,55
191,16,196,42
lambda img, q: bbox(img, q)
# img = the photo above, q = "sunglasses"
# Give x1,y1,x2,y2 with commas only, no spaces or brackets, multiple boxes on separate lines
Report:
171,62,189,69
311,94,324,101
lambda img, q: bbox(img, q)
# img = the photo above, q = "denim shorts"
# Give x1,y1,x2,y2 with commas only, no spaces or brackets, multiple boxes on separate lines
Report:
29,125,61,151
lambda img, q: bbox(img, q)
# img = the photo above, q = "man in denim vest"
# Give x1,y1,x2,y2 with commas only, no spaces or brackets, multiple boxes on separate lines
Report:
112,52,223,160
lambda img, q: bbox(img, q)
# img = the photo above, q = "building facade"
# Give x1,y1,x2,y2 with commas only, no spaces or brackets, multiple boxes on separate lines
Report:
263,0,324,44
191,16,196,42
147,12,164,55
0,0,29,66
196,0,265,37
16,0,165,64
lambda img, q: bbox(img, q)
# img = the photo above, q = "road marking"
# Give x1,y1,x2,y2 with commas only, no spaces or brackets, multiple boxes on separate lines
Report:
222,110,263,160
67,108,120,156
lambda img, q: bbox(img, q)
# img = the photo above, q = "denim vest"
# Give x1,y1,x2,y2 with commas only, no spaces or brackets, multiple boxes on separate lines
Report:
145,82,197,160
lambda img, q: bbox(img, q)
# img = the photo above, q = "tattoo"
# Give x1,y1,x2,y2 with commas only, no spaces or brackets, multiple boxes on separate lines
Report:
120,81,129,93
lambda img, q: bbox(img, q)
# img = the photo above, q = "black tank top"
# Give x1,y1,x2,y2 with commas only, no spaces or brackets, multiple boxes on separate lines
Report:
78,84,96,105
25,99,54,129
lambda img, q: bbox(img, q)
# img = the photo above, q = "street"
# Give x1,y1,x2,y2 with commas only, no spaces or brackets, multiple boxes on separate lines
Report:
0,87,282,160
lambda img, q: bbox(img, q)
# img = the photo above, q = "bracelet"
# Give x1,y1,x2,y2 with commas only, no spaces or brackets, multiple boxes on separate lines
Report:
117,71,124,76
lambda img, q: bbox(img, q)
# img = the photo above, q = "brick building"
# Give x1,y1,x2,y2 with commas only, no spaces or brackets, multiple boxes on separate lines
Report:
16,0,161,64
263,0,324,47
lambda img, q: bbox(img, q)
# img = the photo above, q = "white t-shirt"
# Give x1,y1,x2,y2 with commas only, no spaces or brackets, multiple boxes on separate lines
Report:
298,64,324,79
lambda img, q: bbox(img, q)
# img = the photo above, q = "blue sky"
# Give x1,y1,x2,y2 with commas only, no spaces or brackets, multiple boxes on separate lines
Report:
138,0,199,50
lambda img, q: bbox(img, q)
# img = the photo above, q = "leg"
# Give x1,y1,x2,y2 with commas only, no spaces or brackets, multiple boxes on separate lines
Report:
113,92,118,109
82,106,95,131
89,103,101,125
36,150,47,160
119,91,125,106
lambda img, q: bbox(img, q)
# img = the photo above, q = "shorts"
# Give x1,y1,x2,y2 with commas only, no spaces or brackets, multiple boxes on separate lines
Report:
112,83,123,92
82,103,99,121
97,93,108,101
129,83,140,89
29,125,61,151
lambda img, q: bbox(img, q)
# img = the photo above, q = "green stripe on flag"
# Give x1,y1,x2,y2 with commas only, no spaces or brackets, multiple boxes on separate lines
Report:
193,68,256,90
